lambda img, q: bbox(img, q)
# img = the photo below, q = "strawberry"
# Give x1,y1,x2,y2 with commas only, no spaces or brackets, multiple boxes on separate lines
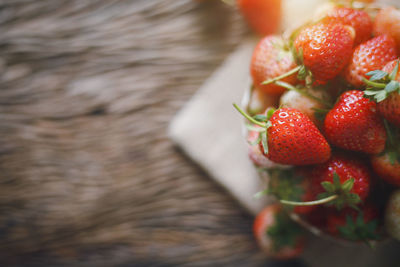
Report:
309,154,371,209
372,153,400,187
253,204,304,259
250,35,298,95
325,203,380,242
363,59,400,127
293,23,354,85
237,0,281,36
371,120,400,187
373,7,400,52
234,105,331,165
278,154,372,214
345,34,398,87
262,108,331,165
385,190,400,241
247,87,280,115
279,88,328,127
321,7,372,45
324,90,387,154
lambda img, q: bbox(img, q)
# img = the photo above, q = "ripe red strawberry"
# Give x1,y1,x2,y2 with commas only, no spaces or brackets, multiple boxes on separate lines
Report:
325,203,380,242
237,0,281,36
310,154,371,209
234,105,331,165
261,108,331,165
276,154,372,215
294,23,354,84
345,35,398,87
253,204,304,259
373,7,400,52
321,7,372,45
250,35,297,95
372,152,400,187
324,90,387,154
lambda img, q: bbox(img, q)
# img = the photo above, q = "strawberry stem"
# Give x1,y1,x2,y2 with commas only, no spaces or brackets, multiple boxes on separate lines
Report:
275,81,332,108
362,78,386,89
280,194,338,206
261,66,301,85
233,103,266,128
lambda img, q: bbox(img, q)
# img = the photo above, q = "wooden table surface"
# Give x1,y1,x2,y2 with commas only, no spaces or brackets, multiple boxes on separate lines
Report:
0,1,309,266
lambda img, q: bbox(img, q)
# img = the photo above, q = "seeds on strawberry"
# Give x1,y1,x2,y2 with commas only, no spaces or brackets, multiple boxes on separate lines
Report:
294,23,354,84
322,7,372,45
310,154,371,208
324,90,387,154
345,34,398,87
234,105,331,166
263,108,331,165
250,35,298,95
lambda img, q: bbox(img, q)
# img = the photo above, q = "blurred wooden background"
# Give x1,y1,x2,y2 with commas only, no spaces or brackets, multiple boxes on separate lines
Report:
0,0,296,266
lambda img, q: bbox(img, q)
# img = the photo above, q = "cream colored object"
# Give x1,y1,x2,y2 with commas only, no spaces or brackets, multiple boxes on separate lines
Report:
169,39,271,215
385,190,400,240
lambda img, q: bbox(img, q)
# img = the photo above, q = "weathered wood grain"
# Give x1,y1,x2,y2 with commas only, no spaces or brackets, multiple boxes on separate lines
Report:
0,0,277,266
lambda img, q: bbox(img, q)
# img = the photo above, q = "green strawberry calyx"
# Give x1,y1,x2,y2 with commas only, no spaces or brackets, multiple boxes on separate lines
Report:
337,211,380,245
317,172,361,210
267,211,304,251
279,172,361,210
363,60,400,102
255,168,304,202
233,103,275,155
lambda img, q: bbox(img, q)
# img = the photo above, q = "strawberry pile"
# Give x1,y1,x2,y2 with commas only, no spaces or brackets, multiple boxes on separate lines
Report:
234,1,400,259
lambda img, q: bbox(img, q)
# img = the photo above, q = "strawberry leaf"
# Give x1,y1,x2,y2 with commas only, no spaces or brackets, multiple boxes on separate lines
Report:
265,108,276,120
245,123,265,132
337,211,380,242
266,168,305,203
389,60,399,80
253,114,268,122
249,133,262,146
333,173,341,188
321,181,335,193
366,70,388,81
297,65,307,80
254,188,270,198
342,178,354,192
267,212,303,251
318,172,361,210
384,80,399,94
261,131,268,155
375,90,387,102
